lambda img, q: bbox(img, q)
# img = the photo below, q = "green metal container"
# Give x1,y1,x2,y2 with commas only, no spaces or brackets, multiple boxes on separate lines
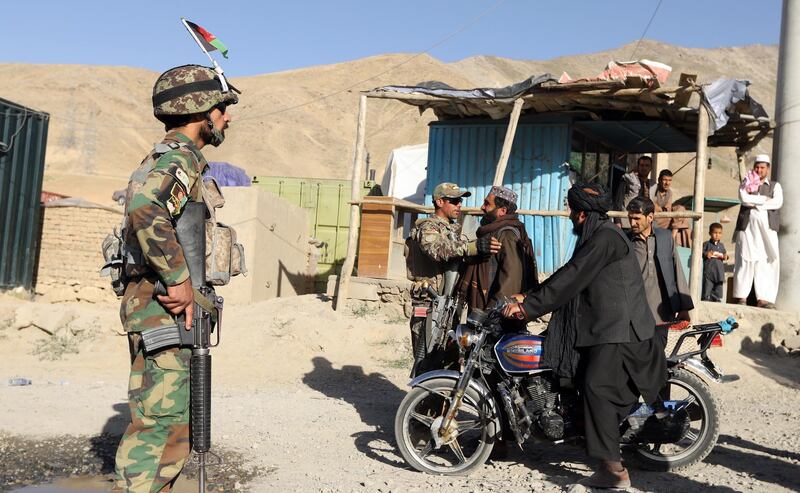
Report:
0,98,49,290
252,176,377,291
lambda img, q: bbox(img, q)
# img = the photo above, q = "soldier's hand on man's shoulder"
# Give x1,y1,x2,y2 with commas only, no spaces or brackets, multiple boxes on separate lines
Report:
470,236,503,256
489,237,501,254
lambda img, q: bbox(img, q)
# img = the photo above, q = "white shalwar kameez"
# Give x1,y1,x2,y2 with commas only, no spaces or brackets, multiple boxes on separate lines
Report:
733,180,783,303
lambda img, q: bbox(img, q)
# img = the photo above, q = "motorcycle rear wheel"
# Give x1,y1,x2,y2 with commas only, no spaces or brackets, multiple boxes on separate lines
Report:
394,377,497,475
630,368,720,471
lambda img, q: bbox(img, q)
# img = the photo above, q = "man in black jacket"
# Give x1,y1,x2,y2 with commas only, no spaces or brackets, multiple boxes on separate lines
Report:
503,183,666,489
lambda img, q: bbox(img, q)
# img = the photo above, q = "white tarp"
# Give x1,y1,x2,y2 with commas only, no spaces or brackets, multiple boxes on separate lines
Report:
381,143,428,204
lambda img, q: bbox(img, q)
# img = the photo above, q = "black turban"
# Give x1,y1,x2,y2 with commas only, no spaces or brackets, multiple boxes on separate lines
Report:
567,182,611,214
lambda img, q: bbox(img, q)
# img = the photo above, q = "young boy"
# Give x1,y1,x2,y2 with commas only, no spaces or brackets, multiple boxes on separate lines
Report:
702,223,729,302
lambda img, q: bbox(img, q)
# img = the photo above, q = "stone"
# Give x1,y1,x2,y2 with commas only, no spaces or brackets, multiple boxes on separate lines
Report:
390,285,400,295
380,293,399,304
41,285,78,303
76,286,108,304
67,314,101,336
13,304,75,335
347,283,379,301
782,334,800,351
403,302,413,318
566,484,589,493
776,345,790,357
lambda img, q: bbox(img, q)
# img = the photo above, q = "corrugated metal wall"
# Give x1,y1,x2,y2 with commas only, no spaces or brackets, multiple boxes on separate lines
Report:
0,98,49,290
425,120,575,274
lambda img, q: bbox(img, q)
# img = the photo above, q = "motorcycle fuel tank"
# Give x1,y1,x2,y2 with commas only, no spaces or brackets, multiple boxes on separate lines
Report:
494,333,548,374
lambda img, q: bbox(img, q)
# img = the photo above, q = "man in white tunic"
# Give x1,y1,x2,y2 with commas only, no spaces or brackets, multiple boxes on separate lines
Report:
733,154,782,308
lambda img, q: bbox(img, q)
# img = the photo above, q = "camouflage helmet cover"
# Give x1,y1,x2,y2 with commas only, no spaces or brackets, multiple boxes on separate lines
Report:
152,64,239,117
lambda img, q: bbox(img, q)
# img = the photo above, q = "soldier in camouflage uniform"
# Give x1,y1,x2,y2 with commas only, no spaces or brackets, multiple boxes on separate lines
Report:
112,64,239,493
407,183,500,374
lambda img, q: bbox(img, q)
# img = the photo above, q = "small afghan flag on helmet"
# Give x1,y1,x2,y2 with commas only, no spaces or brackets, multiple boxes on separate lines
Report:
184,19,229,58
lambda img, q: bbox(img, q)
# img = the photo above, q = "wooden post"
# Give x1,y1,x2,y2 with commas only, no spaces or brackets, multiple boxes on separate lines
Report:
493,98,525,186
736,151,747,182
689,103,710,302
334,94,368,310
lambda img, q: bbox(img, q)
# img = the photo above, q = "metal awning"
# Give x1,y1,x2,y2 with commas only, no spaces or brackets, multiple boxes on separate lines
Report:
673,195,740,213
573,120,697,153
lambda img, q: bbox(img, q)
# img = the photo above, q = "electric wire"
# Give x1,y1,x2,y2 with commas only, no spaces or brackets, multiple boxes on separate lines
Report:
235,0,507,121
628,0,663,60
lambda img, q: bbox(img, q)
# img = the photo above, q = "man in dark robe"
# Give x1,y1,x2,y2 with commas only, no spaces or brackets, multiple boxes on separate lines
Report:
503,183,666,488
459,186,538,316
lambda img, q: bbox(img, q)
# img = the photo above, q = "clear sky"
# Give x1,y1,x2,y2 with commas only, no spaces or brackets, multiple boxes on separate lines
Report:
4,0,782,77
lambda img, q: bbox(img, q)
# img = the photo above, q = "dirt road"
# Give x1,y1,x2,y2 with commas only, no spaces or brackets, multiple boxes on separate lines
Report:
0,294,798,492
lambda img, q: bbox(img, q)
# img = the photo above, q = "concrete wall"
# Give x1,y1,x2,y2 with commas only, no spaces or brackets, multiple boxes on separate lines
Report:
214,186,314,304
33,189,312,304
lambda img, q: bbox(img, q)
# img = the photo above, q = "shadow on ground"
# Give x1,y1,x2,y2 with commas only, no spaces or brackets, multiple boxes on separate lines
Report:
706,434,800,491
302,356,408,469
300,357,760,492
740,322,800,387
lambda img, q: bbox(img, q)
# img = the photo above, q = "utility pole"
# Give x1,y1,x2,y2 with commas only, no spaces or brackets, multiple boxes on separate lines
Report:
774,0,800,308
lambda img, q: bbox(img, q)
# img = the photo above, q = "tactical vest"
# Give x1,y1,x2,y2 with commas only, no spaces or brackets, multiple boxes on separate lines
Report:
100,141,246,295
404,218,458,293
735,180,781,233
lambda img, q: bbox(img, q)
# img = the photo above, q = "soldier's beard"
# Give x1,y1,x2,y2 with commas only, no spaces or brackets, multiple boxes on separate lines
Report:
201,119,226,147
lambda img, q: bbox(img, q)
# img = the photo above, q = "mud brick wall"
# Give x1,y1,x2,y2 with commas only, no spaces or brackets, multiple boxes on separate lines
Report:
36,206,122,293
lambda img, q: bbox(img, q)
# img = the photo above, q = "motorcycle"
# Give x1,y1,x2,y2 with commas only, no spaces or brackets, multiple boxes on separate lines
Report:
394,300,738,475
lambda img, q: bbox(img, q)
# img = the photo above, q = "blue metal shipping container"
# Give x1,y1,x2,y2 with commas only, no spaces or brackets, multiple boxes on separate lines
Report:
0,98,50,290
425,119,576,274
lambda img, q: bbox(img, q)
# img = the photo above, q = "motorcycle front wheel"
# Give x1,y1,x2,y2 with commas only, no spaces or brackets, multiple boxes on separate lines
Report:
394,377,498,475
630,368,720,471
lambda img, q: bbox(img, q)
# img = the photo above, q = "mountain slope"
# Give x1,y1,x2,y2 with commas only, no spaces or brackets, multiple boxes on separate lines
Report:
0,41,778,204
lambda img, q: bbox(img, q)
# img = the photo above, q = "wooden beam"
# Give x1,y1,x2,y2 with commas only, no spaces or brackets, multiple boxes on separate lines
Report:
334,94,368,311
352,199,702,219
493,98,524,186
736,151,748,182
689,103,710,303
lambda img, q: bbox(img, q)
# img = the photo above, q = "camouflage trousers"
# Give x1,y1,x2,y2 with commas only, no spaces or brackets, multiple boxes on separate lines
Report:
113,332,192,493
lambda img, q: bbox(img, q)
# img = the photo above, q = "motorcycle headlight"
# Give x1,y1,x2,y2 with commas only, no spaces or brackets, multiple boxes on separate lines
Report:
454,324,479,349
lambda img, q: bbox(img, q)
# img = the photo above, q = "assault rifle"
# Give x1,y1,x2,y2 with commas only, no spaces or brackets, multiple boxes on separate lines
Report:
424,268,459,354
143,201,222,493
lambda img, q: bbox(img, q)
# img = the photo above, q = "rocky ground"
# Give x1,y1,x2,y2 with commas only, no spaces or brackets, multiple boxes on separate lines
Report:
0,294,798,492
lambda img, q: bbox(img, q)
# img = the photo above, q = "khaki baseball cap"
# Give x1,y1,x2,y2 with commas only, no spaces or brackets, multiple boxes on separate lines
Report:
433,182,472,200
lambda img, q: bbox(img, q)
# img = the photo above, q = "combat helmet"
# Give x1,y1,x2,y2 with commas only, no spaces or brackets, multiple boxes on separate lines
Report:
152,64,239,118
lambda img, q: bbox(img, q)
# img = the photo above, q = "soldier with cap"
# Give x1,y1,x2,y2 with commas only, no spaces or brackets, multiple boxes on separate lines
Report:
112,64,239,492
405,182,501,374
459,186,538,314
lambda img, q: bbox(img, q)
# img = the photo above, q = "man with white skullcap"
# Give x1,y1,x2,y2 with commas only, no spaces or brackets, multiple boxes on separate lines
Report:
733,154,782,308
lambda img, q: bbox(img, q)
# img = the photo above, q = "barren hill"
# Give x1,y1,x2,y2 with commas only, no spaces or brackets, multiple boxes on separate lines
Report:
0,40,778,204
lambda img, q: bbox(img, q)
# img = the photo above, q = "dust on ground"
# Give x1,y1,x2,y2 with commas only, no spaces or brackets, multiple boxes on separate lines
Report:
0,293,798,492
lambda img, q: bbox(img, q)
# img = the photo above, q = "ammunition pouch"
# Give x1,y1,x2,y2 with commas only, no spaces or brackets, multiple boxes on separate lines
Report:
405,226,455,293
202,178,247,285
100,227,126,296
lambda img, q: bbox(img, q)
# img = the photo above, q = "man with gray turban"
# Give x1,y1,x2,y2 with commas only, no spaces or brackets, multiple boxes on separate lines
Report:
503,183,666,488
459,186,538,315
